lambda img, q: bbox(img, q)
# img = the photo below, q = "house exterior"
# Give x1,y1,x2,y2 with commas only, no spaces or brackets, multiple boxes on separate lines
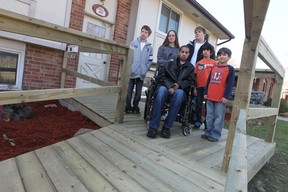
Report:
0,0,234,91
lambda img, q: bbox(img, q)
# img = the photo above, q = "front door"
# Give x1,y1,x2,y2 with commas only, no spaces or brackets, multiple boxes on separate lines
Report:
76,22,108,88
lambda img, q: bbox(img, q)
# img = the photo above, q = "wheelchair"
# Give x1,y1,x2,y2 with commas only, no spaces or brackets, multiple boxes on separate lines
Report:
143,78,194,136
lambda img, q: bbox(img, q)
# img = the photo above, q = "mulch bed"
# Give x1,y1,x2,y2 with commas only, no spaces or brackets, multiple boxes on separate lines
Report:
0,100,101,161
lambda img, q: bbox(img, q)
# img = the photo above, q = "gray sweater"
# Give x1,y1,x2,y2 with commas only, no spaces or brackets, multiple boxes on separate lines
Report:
157,45,179,67
129,37,153,81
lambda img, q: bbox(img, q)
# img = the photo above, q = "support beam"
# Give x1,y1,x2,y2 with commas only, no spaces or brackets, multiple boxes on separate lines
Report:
258,37,285,78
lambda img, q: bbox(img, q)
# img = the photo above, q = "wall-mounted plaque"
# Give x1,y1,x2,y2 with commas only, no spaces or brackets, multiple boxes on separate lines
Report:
92,4,109,17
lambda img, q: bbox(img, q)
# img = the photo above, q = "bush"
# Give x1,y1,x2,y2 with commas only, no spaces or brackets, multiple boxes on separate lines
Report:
264,98,272,106
279,98,288,113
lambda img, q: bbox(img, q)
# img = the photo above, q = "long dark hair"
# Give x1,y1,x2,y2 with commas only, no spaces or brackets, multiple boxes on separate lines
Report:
162,30,180,48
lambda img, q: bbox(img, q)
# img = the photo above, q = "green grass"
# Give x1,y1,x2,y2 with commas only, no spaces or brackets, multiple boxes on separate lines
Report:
246,119,288,192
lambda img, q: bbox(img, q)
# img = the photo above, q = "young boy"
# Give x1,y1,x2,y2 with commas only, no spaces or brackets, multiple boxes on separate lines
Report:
194,44,217,129
125,25,153,115
202,47,235,142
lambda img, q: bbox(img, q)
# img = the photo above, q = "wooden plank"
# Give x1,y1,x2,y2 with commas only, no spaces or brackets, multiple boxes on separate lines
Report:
246,140,275,181
258,37,285,78
16,152,56,192
103,125,226,188
64,98,112,127
67,137,148,192
35,145,90,192
0,8,128,55
224,109,248,192
247,107,278,120
53,141,116,192
115,48,134,123
222,39,258,172
0,86,120,105
0,159,25,192
79,133,176,192
62,68,116,86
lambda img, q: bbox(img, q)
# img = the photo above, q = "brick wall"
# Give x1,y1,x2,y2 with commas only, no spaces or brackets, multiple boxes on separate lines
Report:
23,44,64,90
108,0,131,83
22,0,86,90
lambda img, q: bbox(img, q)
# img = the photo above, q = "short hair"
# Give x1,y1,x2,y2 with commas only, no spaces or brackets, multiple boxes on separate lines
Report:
202,43,214,55
141,25,152,36
194,26,206,34
162,30,180,48
179,45,189,51
217,47,232,57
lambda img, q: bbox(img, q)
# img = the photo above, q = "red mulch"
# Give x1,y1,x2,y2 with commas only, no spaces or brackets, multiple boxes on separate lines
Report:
0,100,101,161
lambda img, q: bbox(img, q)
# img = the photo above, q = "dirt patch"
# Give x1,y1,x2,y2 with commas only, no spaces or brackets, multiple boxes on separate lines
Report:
0,100,101,161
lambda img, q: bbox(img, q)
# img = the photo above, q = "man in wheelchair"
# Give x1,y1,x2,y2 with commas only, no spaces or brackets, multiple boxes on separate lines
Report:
146,45,195,138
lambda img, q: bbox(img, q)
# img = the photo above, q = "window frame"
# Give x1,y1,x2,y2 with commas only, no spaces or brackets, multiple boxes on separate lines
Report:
158,3,181,34
0,48,25,90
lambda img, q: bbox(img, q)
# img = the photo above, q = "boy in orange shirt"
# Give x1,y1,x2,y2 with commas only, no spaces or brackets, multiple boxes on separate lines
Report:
193,44,217,129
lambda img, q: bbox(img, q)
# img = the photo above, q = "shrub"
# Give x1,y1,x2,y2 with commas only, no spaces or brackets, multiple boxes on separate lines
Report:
279,98,288,113
264,98,272,106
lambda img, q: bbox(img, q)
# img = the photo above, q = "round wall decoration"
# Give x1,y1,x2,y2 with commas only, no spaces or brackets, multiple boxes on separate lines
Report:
92,4,109,17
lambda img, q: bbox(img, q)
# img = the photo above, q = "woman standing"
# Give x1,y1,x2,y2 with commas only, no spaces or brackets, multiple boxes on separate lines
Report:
156,30,180,75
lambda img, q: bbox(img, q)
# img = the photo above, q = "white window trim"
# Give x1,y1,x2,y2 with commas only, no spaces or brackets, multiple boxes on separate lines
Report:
0,47,25,90
157,1,183,36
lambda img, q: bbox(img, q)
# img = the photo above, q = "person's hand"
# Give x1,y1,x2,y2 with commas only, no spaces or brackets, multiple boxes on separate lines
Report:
193,89,197,96
174,83,180,89
221,97,229,104
204,95,208,99
168,88,174,95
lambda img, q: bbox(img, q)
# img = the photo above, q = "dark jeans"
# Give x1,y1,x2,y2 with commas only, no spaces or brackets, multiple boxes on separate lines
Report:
125,78,143,111
196,87,205,123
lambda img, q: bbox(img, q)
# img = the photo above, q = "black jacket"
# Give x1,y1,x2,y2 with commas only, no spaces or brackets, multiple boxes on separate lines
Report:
156,58,195,93
186,40,215,64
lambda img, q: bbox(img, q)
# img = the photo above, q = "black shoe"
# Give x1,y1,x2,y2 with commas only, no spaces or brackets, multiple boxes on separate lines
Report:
147,127,157,138
161,127,171,138
201,134,208,139
132,107,141,115
125,107,132,114
207,137,218,142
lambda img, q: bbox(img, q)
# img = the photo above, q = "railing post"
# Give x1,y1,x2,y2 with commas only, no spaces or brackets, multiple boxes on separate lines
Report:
115,47,133,123
60,51,68,88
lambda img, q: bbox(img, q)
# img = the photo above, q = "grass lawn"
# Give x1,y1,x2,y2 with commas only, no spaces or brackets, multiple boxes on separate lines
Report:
244,118,288,191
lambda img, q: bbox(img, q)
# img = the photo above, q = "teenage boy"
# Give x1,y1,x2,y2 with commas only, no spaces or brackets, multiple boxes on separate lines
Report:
194,44,217,129
125,25,153,115
202,47,235,142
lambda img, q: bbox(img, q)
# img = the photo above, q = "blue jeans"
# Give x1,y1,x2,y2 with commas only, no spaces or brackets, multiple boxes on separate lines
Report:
205,100,226,140
149,86,185,129
125,78,143,111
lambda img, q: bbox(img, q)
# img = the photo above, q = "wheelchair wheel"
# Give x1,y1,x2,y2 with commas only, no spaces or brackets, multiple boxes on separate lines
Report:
182,123,192,136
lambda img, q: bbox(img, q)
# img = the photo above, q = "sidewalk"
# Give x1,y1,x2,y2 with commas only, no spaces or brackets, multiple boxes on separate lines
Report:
278,115,288,122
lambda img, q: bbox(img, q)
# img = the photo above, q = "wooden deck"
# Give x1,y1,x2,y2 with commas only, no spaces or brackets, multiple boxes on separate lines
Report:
0,94,276,191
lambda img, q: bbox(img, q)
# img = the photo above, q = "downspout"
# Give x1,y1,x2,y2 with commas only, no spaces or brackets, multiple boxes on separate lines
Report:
217,37,233,46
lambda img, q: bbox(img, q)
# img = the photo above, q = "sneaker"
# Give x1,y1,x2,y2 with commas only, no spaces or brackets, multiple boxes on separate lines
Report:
207,137,218,142
201,134,208,139
160,126,171,138
194,122,202,129
147,127,157,138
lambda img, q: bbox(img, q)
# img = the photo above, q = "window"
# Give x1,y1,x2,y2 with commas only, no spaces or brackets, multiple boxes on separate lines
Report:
0,49,24,90
262,79,267,92
159,4,180,33
0,51,18,85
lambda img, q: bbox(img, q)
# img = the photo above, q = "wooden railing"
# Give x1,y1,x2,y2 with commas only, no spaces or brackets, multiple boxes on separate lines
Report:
0,7,133,124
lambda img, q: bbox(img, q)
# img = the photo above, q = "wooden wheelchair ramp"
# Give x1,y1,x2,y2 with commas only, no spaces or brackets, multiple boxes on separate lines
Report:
0,124,226,192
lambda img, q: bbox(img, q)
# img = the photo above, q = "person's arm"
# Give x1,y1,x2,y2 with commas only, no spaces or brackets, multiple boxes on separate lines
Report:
223,65,235,99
